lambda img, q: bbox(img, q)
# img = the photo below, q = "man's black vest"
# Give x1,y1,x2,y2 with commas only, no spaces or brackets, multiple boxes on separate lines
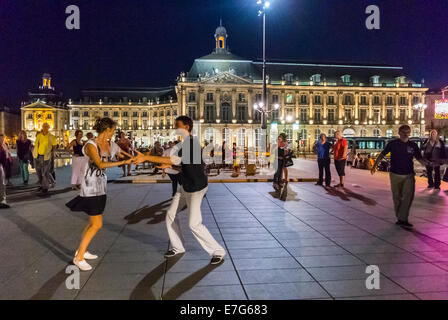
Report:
178,135,208,192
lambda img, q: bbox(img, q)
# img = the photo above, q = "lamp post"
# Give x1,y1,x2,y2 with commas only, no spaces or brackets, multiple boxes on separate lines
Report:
413,103,427,140
257,0,270,131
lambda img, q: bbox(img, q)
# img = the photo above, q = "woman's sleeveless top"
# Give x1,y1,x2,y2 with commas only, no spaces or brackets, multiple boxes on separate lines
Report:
80,140,119,197
73,140,84,156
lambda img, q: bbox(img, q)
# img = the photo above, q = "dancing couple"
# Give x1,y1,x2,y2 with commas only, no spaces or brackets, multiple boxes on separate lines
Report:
67,116,225,271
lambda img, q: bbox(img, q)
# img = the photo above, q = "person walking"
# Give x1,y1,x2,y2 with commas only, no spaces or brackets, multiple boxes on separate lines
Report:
332,131,348,187
371,125,427,228
0,133,11,209
117,132,133,177
33,123,57,194
313,133,332,187
16,130,33,185
134,115,226,265
422,129,446,190
66,118,134,271
67,129,88,190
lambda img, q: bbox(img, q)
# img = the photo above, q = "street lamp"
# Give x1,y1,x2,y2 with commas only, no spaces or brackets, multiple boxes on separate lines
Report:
257,0,270,131
413,103,427,139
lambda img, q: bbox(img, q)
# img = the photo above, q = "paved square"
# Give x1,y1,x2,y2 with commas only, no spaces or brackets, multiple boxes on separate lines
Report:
2,159,448,300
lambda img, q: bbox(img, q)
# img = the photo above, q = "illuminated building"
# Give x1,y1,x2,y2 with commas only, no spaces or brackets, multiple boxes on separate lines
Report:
0,106,21,144
20,73,70,145
28,23,429,150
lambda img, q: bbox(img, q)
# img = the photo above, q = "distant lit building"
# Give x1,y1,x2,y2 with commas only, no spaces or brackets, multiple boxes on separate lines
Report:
0,106,21,144
28,23,429,149
20,73,70,144
425,85,448,132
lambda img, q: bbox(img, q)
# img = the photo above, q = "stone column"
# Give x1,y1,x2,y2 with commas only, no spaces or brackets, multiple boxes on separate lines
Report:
181,88,187,116
247,89,253,119
309,92,314,121
199,88,204,120
382,93,386,121
231,89,237,121
338,92,343,119
295,92,300,119
369,93,373,118
278,91,284,120
354,92,359,119
216,89,221,121
395,93,399,120
323,92,328,119
408,93,413,118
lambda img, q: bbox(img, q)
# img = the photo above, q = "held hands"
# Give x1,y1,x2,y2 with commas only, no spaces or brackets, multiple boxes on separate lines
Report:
132,150,147,165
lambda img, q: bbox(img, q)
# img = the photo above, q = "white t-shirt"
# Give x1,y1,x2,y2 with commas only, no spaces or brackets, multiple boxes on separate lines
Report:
80,139,120,197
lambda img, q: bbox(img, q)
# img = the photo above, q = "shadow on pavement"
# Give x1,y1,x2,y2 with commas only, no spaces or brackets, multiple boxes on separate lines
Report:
29,266,70,300
124,200,172,225
5,214,73,263
162,262,223,300
8,187,73,203
342,187,377,206
129,254,184,300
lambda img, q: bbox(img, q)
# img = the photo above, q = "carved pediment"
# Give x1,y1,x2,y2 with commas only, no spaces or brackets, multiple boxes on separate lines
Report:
200,71,252,85
21,102,56,110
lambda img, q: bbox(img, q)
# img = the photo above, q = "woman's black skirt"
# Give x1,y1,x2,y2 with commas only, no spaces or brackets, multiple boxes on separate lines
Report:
66,195,107,216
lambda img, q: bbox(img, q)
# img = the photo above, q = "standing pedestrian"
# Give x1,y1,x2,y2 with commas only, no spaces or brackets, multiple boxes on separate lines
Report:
332,131,348,187
86,132,94,141
313,133,332,187
67,129,88,190
16,130,33,185
66,118,134,271
134,115,226,265
273,133,287,191
0,133,11,209
32,123,57,194
422,129,446,190
371,125,427,228
117,132,132,177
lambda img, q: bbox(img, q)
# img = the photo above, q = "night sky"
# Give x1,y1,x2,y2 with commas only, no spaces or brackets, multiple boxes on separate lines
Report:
1,0,447,109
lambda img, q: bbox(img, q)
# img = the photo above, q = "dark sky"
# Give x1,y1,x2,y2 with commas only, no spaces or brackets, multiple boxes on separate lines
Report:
1,0,447,109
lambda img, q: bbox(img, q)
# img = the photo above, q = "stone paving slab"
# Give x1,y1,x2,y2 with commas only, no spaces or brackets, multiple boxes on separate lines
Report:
2,159,448,300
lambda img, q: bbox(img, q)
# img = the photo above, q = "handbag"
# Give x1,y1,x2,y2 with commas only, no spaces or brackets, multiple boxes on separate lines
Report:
284,150,294,167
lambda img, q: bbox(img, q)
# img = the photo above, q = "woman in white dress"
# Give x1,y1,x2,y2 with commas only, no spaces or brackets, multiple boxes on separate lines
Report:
67,129,88,190
66,118,134,271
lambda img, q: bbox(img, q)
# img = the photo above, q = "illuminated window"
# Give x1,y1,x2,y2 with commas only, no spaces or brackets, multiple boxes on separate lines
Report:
286,94,294,104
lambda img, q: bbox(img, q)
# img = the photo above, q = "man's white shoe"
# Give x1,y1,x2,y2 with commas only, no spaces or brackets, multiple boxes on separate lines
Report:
73,258,92,271
75,250,98,260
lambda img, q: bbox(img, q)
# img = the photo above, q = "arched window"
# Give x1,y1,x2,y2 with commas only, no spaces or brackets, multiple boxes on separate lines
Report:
204,127,214,144
221,103,231,122
360,129,367,137
255,128,263,148
237,128,246,147
386,129,393,138
222,127,230,144
314,129,321,141
413,128,420,137
283,128,293,144
328,128,335,137
373,128,381,137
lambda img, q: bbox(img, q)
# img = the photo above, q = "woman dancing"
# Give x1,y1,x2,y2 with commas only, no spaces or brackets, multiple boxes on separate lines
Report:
66,118,134,271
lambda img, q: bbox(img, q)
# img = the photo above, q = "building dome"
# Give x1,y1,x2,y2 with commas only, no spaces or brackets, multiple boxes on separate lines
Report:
215,25,227,36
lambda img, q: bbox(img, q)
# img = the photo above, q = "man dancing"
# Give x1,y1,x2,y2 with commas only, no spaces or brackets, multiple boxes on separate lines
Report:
134,116,225,265
371,125,428,228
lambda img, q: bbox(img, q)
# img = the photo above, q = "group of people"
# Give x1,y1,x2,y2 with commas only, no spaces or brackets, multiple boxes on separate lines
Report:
313,125,447,229
313,130,348,187
0,123,63,209
66,116,225,271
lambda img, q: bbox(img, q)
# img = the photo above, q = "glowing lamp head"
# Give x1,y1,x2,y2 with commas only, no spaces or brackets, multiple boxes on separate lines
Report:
274,103,279,110
286,115,293,122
